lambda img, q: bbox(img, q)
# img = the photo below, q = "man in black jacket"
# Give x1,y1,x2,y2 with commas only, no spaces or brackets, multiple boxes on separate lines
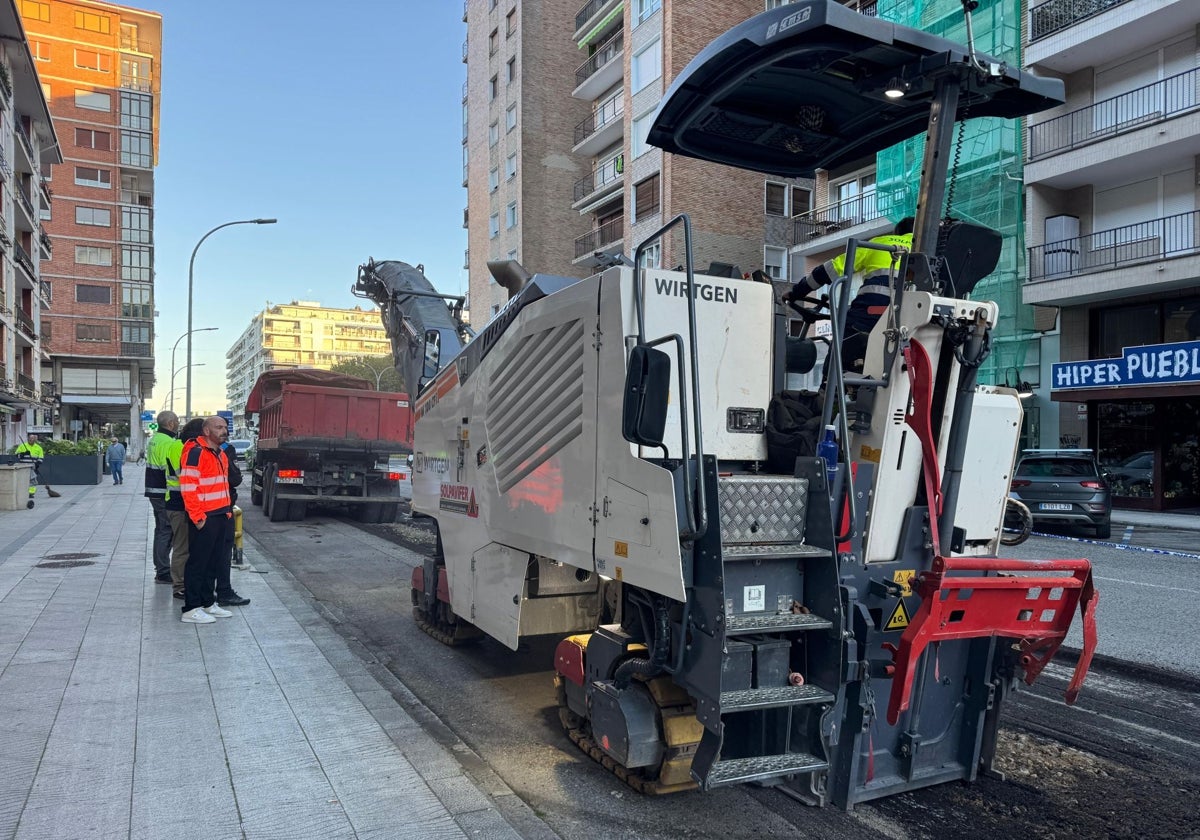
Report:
214,439,250,607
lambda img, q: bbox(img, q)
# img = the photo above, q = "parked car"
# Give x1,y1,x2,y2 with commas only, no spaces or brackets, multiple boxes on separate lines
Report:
1106,451,1153,492
1010,449,1112,540
228,439,253,462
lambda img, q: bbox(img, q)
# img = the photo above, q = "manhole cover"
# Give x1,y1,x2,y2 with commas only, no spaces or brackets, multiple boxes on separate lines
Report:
43,552,100,561
36,560,96,569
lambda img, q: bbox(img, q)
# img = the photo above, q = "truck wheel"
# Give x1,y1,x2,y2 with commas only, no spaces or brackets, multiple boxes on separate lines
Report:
268,467,291,522
262,465,275,518
250,473,263,506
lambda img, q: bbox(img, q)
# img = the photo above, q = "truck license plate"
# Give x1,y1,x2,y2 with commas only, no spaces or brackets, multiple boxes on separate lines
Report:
1039,502,1072,511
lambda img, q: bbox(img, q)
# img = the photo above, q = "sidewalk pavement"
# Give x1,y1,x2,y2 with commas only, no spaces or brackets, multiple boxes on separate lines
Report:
1111,507,1200,531
0,464,532,840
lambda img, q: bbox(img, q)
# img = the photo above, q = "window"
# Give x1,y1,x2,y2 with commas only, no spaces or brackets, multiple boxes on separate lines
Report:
489,28,499,55
765,0,800,7
75,89,111,111
75,49,111,72
75,166,111,188
832,172,877,220
506,8,516,36
488,122,499,147
120,91,152,131
21,1,49,22
791,187,812,217
638,242,661,269
489,167,499,192
75,206,111,227
634,174,660,222
506,57,516,84
122,323,150,343
489,75,498,100
505,201,517,229
637,0,661,23
75,245,113,266
122,206,151,243
121,131,152,168
76,323,111,342
30,40,50,62
76,284,112,304
632,39,662,94
505,152,517,180
489,214,500,238
74,10,110,33
632,111,653,158
120,56,151,91
505,103,517,131
764,246,787,280
75,128,111,150
765,182,787,216
121,246,152,282
121,285,153,319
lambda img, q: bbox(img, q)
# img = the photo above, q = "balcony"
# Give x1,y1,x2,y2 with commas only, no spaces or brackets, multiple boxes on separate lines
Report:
15,187,34,224
120,188,153,207
574,0,621,42
573,31,623,101
14,244,35,280
573,93,623,156
462,39,469,63
38,280,50,309
462,80,468,103
120,32,140,51
120,73,152,92
574,216,624,259
462,0,468,21
14,120,34,168
16,372,35,395
1026,0,1193,74
15,308,35,339
38,230,51,258
1030,68,1199,160
572,155,624,209
791,192,887,253
121,342,152,358
1025,210,1200,306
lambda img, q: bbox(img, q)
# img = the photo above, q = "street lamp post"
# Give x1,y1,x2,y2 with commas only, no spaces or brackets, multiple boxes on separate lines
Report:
186,218,277,419
168,363,205,413
170,328,217,415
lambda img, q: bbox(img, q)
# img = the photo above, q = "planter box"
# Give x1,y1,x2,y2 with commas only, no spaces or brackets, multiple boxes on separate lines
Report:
39,455,103,485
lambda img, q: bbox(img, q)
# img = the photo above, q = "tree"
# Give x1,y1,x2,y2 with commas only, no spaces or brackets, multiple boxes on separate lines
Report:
329,355,405,392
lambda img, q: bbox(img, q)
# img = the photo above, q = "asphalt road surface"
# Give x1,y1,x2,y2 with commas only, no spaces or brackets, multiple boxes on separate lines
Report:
242,505,1200,840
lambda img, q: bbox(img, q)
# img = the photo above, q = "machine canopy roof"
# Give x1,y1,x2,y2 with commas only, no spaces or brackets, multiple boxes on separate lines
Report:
647,0,1065,178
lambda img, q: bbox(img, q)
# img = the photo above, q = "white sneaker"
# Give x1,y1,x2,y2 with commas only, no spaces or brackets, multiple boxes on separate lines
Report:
203,604,233,618
182,608,216,624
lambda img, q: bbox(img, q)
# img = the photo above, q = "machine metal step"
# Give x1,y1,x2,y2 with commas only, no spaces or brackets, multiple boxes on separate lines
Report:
706,752,829,788
720,684,834,712
721,543,830,562
725,612,832,635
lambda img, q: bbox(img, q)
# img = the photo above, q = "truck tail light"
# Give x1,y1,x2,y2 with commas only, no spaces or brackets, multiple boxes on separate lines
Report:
277,469,303,479
387,471,406,481
1010,479,1031,488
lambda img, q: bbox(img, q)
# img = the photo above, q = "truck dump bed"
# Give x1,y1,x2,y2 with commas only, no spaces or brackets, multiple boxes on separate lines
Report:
246,370,412,453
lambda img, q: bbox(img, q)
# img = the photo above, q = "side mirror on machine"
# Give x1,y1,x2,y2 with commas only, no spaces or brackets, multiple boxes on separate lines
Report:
622,345,671,448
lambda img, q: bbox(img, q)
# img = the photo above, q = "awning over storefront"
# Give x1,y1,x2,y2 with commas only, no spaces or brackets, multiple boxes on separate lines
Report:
1052,383,1200,402
61,395,133,405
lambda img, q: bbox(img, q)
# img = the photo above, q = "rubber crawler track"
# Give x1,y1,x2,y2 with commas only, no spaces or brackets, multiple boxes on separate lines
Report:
412,605,482,646
555,676,700,795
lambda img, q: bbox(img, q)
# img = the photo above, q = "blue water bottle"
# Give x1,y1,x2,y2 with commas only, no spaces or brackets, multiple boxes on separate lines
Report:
817,424,838,492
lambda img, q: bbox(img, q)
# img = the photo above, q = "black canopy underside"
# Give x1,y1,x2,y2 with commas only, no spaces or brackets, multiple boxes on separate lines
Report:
648,0,1065,178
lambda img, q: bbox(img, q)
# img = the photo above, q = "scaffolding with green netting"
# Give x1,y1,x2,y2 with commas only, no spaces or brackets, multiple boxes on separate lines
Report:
874,0,1031,387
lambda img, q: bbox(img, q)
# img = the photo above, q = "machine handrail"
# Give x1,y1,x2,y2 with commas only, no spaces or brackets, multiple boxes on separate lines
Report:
633,213,708,542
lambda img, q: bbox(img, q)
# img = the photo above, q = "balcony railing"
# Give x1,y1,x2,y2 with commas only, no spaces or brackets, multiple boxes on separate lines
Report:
120,188,153,206
792,192,883,242
1030,0,1130,41
15,308,34,338
16,372,35,394
14,244,34,277
573,155,623,202
575,32,622,87
462,40,469,63
574,216,623,258
121,342,152,357
39,231,51,257
120,33,139,50
462,0,468,21
575,0,610,32
120,74,152,92
16,188,34,221
1027,210,1200,281
574,93,623,145
38,280,50,308
14,121,34,162
462,80,468,102
1029,67,1199,159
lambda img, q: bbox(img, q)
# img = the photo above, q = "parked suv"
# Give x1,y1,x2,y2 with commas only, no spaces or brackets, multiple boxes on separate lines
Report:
1010,450,1111,540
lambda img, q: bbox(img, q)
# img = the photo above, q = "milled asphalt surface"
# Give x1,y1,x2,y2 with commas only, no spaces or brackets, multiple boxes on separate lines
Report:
0,464,535,840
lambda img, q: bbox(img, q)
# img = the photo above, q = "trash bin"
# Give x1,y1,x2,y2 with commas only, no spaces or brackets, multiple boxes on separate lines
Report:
0,463,32,510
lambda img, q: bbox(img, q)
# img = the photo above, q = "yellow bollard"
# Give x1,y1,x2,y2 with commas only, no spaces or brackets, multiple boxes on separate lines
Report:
232,505,246,567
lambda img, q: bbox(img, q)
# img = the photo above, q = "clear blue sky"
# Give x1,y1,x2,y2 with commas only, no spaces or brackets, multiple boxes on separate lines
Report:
146,1,466,413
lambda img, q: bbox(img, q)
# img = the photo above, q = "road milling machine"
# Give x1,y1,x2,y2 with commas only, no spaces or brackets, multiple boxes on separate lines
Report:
356,0,1098,807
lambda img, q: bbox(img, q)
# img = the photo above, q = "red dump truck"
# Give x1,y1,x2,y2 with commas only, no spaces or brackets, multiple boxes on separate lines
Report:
245,369,413,523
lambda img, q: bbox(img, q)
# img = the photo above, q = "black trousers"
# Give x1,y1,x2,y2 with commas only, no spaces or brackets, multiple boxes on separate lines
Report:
216,521,236,600
148,498,172,577
183,515,230,613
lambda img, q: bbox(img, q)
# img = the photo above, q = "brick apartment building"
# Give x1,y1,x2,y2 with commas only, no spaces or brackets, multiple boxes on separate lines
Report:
462,0,811,324
20,0,160,452
0,0,60,451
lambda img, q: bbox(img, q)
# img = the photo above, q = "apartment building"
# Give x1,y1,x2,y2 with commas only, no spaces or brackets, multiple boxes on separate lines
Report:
20,0,160,452
225,301,390,436
463,0,809,324
1023,0,1200,510
0,0,61,451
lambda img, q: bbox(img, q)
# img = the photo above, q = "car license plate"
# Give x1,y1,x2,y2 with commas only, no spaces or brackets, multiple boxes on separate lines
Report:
1039,503,1072,511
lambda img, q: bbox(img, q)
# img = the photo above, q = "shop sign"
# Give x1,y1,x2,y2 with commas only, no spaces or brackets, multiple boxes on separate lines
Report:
1052,340,1200,390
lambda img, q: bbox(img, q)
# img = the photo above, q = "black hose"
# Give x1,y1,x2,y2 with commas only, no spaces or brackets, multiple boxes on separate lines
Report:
614,596,672,688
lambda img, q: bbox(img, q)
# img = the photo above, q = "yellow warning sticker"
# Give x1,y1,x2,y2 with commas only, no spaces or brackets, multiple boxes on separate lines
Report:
614,566,624,581
885,599,911,631
859,444,882,464
893,569,916,597
614,541,629,558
